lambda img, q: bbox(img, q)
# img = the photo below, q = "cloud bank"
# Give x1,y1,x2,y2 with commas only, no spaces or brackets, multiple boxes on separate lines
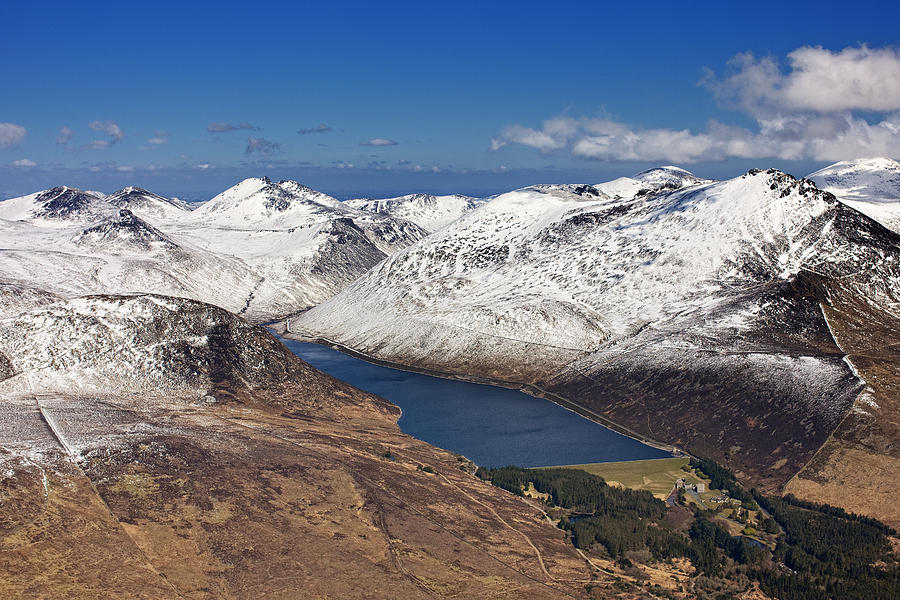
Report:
491,45,900,163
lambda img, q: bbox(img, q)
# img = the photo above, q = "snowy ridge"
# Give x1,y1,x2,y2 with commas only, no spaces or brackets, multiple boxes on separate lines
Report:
345,193,487,232
300,168,882,361
296,166,900,384
808,157,900,233
0,187,110,225
105,186,191,225
0,179,427,321
0,294,304,400
593,166,713,200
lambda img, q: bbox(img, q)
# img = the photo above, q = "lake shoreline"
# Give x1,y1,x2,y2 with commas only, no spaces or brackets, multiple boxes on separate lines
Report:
276,328,684,463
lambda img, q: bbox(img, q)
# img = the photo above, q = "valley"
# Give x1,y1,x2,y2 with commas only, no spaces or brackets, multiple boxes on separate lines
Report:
291,162,900,527
1,158,898,598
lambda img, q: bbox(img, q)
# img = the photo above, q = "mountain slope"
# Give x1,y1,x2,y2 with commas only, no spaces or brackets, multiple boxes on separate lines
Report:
808,157,900,232
0,294,631,598
345,193,487,232
0,294,313,399
293,167,900,494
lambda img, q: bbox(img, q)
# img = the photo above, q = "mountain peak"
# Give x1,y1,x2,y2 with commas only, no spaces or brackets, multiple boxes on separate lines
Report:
633,166,710,188
815,156,900,172
808,157,900,232
105,186,189,223
29,186,107,221
808,157,900,203
344,192,487,231
72,208,178,252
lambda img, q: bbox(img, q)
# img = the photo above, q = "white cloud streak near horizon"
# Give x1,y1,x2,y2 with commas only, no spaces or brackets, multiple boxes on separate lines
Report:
360,138,398,146
491,45,900,163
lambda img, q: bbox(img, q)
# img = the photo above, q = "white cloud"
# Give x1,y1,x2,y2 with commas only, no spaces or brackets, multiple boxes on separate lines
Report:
195,163,212,170
360,138,398,146
147,137,168,145
0,123,26,148
86,140,111,150
492,44,900,163
490,117,579,152
89,120,124,143
245,136,281,155
116,165,134,172
56,126,74,146
12,158,36,167
707,46,900,115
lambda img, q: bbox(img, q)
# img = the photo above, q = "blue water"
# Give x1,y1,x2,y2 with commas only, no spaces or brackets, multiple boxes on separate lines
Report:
282,339,671,468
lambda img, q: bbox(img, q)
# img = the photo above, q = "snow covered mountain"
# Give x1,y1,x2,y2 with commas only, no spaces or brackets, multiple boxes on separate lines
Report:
169,177,427,317
594,166,713,199
105,185,191,225
293,167,900,490
345,193,487,232
0,179,426,321
0,294,310,400
0,190,263,315
808,157,900,233
0,186,110,224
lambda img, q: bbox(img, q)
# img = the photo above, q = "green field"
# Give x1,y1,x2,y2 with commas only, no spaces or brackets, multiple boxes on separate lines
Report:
545,457,701,498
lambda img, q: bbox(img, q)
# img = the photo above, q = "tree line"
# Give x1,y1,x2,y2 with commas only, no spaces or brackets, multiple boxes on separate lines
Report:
475,462,899,599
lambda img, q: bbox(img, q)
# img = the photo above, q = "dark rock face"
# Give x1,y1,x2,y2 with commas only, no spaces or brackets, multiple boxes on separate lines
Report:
0,351,14,383
32,187,101,220
306,219,388,293
260,184,298,212
106,186,186,211
73,210,179,250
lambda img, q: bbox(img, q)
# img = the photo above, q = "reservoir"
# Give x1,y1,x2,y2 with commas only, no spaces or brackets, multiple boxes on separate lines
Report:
283,339,671,468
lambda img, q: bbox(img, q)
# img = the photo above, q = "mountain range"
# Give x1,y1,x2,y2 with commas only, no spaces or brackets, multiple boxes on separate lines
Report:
0,179,426,321
345,192,487,232
290,159,900,526
1,156,899,577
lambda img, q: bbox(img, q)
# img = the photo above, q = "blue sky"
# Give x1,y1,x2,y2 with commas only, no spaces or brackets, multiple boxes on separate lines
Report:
2,0,900,199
